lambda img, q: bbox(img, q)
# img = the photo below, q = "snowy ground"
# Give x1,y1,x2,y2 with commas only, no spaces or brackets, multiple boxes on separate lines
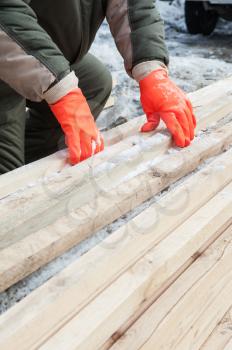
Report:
1,0,232,314
94,0,232,129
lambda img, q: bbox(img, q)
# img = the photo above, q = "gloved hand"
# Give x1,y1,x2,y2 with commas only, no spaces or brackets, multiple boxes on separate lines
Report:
139,68,197,147
49,88,104,165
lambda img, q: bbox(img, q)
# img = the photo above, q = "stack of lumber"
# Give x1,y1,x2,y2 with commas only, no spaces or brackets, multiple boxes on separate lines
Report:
0,76,232,349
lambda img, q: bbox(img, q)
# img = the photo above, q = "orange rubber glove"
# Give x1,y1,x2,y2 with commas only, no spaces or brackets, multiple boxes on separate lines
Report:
139,68,197,147
49,88,104,165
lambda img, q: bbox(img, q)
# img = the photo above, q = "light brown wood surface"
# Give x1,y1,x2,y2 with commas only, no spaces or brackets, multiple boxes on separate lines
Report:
1,119,232,292
1,75,232,201
223,338,232,350
201,309,232,350
108,225,232,350
0,78,232,349
0,77,231,295
0,148,232,349
39,181,232,350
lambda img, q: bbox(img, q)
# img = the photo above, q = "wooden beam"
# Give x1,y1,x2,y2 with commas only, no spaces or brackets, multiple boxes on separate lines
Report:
195,98,232,132
1,149,232,349
0,129,172,248
0,75,232,200
0,118,150,201
202,309,232,350
108,225,232,350
0,80,232,249
0,120,232,292
0,90,116,200
1,80,232,243
0,129,148,200
223,338,232,350
38,182,232,350
188,75,232,107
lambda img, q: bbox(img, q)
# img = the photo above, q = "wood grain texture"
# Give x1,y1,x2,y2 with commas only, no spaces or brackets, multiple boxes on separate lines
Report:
108,225,232,350
0,120,232,292
223,338,232,350
0,149,232,349
201,309,232,350
0,75,232,201
0,128,170,247
0,78,231,272
39,182,232,350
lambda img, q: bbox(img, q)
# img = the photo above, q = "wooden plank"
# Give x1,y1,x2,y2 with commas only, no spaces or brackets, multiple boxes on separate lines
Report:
0,120,232,292
109,76,232,145
178,305,232,350
201,309,232,350
223,338,232,350
1,83,232,240
0,91,116,200
195,98,232,132
0,129,172,248
188,75,232,106
0,118,152,201
108,225,232,350
1,149,232,349
0,75,232,200
172,266,232,348
0,129,150,200
39,182,232,350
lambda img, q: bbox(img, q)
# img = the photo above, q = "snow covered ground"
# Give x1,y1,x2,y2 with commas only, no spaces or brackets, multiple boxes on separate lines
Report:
1,0,232,314
93,0,232,129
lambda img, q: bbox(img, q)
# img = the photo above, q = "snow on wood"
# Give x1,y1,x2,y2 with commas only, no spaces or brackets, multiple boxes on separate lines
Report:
1,147,232,349
1,75,232,292
39,181,232,350
1,74,232,200
0,120,232,292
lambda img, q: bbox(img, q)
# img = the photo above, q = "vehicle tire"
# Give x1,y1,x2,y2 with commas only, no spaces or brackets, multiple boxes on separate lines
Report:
185,1,218,35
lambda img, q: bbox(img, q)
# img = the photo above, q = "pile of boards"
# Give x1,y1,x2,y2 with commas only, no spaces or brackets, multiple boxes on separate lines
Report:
0,76,232,349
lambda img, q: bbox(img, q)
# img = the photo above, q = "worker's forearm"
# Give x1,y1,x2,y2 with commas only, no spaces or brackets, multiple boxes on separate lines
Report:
106,0,169,76
0,0,78,102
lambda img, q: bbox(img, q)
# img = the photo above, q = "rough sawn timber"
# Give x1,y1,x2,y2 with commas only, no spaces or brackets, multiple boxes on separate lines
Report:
0,119,232,292
202,308,232,350
1,75,232,200
0,149,232,349
39,181,232,350
108,224,232,350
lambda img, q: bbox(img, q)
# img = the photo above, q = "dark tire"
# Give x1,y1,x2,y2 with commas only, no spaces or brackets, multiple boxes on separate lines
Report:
185,1,218,35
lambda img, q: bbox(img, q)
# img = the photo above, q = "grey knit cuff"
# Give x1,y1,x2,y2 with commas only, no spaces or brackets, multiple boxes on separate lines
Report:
43,71,79,104
132,60,168,82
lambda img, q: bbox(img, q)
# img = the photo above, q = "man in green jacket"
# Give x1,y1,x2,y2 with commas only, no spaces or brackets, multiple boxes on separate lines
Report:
0,0,196,174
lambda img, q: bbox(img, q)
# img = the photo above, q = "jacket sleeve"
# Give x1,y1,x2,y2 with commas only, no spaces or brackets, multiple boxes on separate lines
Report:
0,0,78,103
106,0,169,78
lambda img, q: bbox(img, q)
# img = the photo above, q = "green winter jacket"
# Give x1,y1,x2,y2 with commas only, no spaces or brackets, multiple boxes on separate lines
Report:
0,0,169,103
